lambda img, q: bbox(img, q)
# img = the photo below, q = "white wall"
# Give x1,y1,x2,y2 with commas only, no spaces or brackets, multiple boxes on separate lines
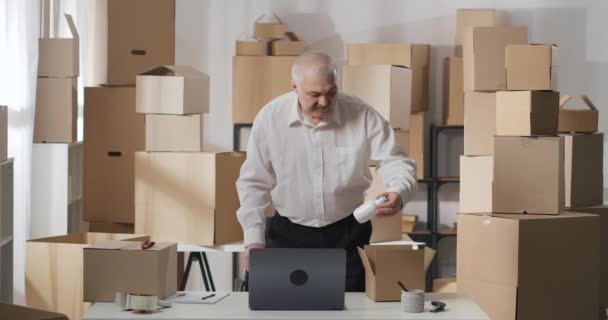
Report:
174,0,608,287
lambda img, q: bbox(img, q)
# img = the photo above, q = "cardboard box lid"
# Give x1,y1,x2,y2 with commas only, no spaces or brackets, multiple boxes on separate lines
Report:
140,65,206,79
85,240,174,251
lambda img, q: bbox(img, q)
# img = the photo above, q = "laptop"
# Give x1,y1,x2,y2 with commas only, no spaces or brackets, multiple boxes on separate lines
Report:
248,248,346,310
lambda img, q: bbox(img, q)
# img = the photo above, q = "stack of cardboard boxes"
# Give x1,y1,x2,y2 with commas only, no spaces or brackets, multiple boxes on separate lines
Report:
456,8,604,320
83,0,175,233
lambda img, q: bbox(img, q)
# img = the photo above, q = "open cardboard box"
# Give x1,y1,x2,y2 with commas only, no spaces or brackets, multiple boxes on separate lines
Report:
558,95,599,133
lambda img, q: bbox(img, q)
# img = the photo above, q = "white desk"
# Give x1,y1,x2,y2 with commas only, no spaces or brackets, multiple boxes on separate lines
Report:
84,292,489,320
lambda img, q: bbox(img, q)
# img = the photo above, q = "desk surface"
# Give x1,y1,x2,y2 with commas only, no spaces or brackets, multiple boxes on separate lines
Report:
84,292,488,320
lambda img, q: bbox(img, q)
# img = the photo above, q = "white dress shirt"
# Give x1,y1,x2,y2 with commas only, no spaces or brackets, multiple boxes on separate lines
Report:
236,91,417,246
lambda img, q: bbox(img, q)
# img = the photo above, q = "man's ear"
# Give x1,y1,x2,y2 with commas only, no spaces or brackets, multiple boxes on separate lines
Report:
291,82,297,91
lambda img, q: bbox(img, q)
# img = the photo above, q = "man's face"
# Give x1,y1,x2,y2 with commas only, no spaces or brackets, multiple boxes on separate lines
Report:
293,74,338,124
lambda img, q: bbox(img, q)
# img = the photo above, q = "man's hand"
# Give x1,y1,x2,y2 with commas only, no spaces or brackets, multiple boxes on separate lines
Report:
375,192,403,216
243,243,265,271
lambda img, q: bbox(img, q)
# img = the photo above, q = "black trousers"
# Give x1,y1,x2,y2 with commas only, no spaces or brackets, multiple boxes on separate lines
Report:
266,212,372,292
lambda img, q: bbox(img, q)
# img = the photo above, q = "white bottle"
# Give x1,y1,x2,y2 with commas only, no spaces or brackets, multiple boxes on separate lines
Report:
353,196,388,224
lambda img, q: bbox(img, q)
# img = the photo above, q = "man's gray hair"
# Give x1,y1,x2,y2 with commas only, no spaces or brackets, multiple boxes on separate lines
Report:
291,51,338,86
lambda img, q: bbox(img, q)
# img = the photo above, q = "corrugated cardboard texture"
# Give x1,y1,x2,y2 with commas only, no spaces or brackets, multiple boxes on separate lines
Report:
493,136,564,215
26,233,149,320
463,27,528,91
135,152,245,245
87,221,134,234
495,91,559,136
136,65,210,115
443,57,464,125
145,114,203,152
563,133,604,208
506,44,557,91
0,106,7,161
457,213,600,320
83,87,144,223
409,112,426,179
0,303,68,320
83,241,177,302
236,40,267,56
232,56,295,124
342,65,412,129
38,14,79,77
464,91,496,156
459,156,493,213
106,0,175,85
455,9,508,56
346,43,430,112
33,77,77,143
366,166,402,243
558,95,599,133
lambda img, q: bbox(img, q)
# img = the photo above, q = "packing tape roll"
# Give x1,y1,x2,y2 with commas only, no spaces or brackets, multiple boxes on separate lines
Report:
115,292,160,311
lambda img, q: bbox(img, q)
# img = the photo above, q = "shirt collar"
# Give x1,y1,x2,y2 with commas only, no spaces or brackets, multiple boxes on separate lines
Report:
287,93,343,128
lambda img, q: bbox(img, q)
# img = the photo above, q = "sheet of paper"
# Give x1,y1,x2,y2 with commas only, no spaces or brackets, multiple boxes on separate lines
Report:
161,291,230,304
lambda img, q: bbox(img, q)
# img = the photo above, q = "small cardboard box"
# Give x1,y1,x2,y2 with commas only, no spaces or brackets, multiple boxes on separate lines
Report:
135,151,245,245
495,90,559,136
443,57,464,125
493,136,564,215
342,65,412,129
253,14,285,40
83,240,177,302
409,112,427,179
136,65,209,115
506,44,558,91
87,221,134,234
38,14,79,77
464,26,528,91
0,303,68,320
459,155,493,213
236,39,267,56
0,106,7,162
464,91,496,155
558,95,599,133
366,166,403,244
455,9,508,56
271,32,303,56
457,212,600,320
232,56,295,124
26,233,149,320
347,43,430,113
358,244,435,301
33,77,77,143
433,277,457,293
145,114,203,152
563,133,604,208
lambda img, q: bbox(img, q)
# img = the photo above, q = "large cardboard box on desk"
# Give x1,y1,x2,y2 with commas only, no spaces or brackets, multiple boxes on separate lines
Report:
342,65,412,129
135,151,245,245
464,91,496,155
506,44,558,91
89,0,175,86
563,133,604,208
136,65,209,115
83,240,177,302
0,303,68,320
457,212,600,320
38,14,79,77
455,9,508,56
26,232,149,320
84,87,145,223
145,114,203,152
232,56,294,124
495,90,559,136
366,166,403,243
33,77,77,143
347,43,429,113
463,26,528,91
459,155,492,213
493,136,564,215
558,95,599,133
358,245,435,301
443,57,464,125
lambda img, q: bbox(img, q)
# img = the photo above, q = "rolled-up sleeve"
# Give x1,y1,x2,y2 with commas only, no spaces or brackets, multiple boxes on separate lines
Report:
236,111,276,247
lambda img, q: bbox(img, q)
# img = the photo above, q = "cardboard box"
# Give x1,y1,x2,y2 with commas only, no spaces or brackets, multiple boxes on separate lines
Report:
495,90,559,136
145,114,203,152
136,66,209,115
455,9,508,56
566,205,608,307
87,221,134,234
135,151,245,245
459,155,493,213
271,32,303,56
443,57,464,125
370,129,410,166
358,245,435,301
0,303,68,320
236,40,267,56
402,215,417,233
366,166,403,243
493,136,564,215
342,65,412,129
506,44,558,91
433,277,457,293
90,0,175,86
464,91,496,155
457,212,600,320
463,27,528,91
253,14,285,40
38,14,79,77
347,43,430,113
84,87,145,223
26,233,149,320
0,106,7,161
232,56,295,124
33,77,77,143
559,95,599,133
563,133,604,208
83,240,177,302
409,112,426,179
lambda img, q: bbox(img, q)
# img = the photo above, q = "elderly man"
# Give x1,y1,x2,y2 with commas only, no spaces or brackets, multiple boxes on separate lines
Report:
236,51,417,292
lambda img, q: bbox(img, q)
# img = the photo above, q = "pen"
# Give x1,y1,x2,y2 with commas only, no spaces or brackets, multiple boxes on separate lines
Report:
398,281,408,292
201,293,216,300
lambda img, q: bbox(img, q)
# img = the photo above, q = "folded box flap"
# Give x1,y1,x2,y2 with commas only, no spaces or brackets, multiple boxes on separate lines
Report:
64,14,78,40
256,13,281,24
285,32,300,41
423,247,436,272
560,95,597,111
357,246,375,276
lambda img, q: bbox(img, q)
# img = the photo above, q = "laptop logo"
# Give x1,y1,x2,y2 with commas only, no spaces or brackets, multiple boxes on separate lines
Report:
290,269,308,286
